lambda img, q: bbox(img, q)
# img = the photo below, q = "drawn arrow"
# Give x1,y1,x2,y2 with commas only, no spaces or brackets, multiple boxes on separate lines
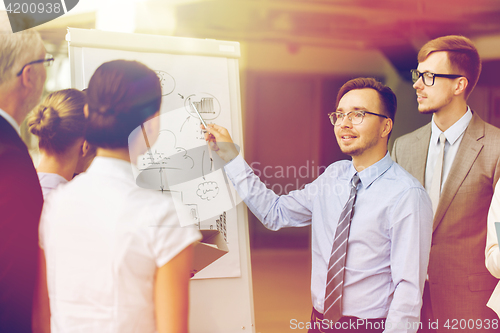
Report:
180,117,190,132
201,150,206,181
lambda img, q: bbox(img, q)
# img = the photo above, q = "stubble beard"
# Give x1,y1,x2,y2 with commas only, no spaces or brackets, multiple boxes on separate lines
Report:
417,94,453,115
418,104,438,115
341,145,363,157
339,136,378,158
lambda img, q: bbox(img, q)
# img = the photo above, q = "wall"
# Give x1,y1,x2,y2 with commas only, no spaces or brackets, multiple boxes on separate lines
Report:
238,41,430,248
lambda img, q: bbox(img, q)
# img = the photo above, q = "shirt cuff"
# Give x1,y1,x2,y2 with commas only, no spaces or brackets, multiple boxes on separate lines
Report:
224,154,247,177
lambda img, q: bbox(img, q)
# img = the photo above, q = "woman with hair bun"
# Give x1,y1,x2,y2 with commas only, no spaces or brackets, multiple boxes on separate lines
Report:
28,88,95,198
30,89,96,333
39,60,201,333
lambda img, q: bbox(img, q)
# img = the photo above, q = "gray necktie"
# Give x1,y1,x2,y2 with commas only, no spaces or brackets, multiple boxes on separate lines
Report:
430,133,446,214
323,173,361,323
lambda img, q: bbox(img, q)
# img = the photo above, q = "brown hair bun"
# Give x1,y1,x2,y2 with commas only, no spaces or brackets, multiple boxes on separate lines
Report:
27,89,86,154
29,104,61,139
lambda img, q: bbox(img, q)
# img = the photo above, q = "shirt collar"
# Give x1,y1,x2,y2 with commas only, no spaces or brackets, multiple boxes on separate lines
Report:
347,152,393,189
430,106,472,145
0,108,20,135
37,172,69,187
86,156,137,183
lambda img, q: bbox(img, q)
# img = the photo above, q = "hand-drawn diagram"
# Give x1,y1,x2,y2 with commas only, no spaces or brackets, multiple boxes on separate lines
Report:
216,212,227,242
176,92,222,140
135,109,233,224
154,70,176,96
80,46,241,279
170,169,232,223
137,129,194,171
197,181,219,201
135,128,196,192
183,93,221,120
206,211,227,242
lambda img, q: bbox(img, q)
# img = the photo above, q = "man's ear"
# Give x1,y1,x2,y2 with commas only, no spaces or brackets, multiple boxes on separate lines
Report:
454,77,468,96
19,65,34,88
381,118,393,138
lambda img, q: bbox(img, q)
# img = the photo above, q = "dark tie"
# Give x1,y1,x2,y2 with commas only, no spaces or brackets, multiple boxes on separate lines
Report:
323,173,361,323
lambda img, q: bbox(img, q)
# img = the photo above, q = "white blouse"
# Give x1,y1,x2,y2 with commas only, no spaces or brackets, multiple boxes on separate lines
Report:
40,157,201,333
37,172,68,199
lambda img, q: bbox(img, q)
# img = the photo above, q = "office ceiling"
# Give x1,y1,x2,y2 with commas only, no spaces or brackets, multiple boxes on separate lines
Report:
39,0,500,48
170,0,500,77
171,0,500,50
38,0,500,75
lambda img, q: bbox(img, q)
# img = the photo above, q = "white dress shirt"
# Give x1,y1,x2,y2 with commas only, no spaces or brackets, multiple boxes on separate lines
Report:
40,157,201,333
425,108,472,193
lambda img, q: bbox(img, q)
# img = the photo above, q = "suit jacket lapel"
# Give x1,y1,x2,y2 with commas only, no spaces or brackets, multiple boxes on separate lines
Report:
410,124,431,186
433,112,484,232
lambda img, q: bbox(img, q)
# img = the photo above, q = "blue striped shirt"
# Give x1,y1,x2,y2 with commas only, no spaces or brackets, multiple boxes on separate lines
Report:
225,152,432,332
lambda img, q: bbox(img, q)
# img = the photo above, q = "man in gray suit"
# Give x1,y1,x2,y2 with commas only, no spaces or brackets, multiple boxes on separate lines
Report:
392,35,500,332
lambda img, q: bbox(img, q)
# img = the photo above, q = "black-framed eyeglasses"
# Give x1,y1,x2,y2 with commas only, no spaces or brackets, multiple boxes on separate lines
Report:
411,69,464,87
16,54,54,76
328,110,388,126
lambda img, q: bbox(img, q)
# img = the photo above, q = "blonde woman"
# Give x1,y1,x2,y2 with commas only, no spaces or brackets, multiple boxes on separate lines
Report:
29,89,96,332
29,88,95,198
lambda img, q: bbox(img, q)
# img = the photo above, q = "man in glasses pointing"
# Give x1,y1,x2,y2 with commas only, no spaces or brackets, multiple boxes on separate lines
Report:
205,77,433,332
392,35,500,332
